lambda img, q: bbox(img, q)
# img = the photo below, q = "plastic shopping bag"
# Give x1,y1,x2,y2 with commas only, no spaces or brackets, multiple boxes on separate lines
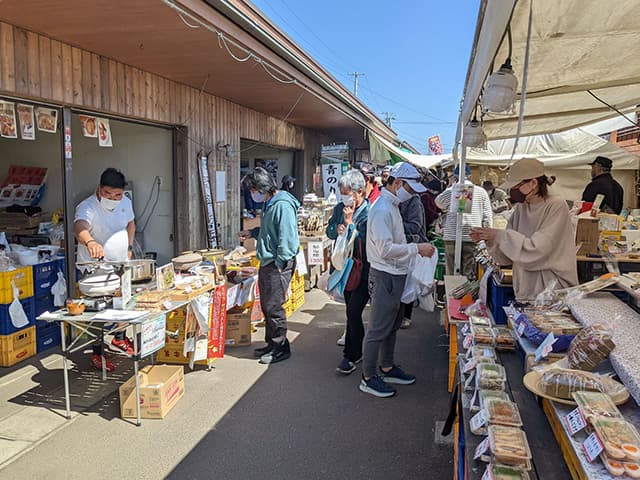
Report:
189,295,211,334
328,258,354,296
401,250,438,308
51,271,67,307
9,281,29,329
331,231,350,271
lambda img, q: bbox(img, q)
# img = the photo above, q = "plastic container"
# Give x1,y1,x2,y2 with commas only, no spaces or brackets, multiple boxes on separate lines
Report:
493,326,516,350
486,399,523,427
470,315,492,327
480,390,510,411
484,464,531,480
476,363,507,391
592,416,640,462
467,345,497,360
0,266,34,303
572,391,622,423
488,425,532,469
472,324,495,346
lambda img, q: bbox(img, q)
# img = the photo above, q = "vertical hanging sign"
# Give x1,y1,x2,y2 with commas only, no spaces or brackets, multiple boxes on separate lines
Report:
198,150,220,249
64,126,72,159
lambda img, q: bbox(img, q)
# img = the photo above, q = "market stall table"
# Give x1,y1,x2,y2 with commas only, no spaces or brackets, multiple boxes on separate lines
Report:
576,255,640,284
37,296,205,426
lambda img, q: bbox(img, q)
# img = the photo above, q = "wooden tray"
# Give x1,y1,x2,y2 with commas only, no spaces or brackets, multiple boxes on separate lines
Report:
166,283,215,301
523,370,630,406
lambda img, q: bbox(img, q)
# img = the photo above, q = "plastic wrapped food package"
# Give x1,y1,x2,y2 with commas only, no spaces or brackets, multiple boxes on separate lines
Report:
488,425,532,469
480,390,511,411
567,323,615,371
524,310,582,335
540,368,627,400
486,399,523,427
593,417,640,462
493,326,516,350
572,391,622,423
467,345,497,361
472,325,496,346
484,464,531,480
470,315,492,327
476,363,507,391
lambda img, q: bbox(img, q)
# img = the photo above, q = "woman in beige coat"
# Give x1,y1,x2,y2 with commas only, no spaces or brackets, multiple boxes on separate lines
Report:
470,158,578,302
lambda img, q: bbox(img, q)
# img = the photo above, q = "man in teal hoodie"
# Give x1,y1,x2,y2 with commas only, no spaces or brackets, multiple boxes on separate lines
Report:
240,167,300,364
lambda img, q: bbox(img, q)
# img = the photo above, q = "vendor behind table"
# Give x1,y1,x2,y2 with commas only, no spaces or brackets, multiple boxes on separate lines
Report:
470,158,578,303
73,167,137,372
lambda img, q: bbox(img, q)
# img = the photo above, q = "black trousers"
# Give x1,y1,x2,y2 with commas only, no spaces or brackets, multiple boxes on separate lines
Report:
258,259,295,348
343,271,369,363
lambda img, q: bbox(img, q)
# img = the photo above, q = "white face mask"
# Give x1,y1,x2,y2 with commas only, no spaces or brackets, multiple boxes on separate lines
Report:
100,197,121,211
396,184,413,203
251,191,266,203
341,194,354,207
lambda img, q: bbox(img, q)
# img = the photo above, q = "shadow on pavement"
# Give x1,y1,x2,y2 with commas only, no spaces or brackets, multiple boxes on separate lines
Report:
166,301,453,480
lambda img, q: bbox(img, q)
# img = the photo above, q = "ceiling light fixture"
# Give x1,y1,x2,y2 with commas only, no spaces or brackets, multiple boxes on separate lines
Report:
462,116,487,149
482,27,518,114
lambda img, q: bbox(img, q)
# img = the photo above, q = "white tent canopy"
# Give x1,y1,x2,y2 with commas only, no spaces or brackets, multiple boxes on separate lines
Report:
368,132,450,169
466,128,639,170
460,0,640,140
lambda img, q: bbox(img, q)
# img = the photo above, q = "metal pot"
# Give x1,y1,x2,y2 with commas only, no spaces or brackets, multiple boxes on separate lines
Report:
78,267,120,297
109,259,156,283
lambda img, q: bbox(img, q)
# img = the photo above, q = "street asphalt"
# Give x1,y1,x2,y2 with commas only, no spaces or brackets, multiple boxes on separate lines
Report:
0,289,453,479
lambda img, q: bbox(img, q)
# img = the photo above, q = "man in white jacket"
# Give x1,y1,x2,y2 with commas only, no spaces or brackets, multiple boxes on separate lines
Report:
360,163,435,398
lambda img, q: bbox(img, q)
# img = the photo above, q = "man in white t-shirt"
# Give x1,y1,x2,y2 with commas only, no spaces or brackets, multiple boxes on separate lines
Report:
74,168,136,372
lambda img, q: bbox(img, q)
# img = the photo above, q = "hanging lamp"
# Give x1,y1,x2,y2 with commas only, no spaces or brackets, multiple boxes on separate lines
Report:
462,116,487,149
482,60,518,113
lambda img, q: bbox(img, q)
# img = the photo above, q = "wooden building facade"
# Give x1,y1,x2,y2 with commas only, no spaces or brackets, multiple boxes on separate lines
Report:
0,20,335,251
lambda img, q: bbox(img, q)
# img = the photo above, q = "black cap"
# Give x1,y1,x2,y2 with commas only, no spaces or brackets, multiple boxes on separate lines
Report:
590,156,613,169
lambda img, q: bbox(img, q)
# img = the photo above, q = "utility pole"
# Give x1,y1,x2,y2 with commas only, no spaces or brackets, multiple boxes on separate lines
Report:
349,72,365,97
381,112,396,127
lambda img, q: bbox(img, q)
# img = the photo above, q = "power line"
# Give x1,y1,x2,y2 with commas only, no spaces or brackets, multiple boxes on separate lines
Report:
381,112,396,128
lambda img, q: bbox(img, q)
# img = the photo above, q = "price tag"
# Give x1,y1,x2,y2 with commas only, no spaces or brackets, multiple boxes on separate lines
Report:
463,334,473,349
482,348,493,358
463,358,478,373
163,300,173,310
517,322,526,337
583,432,604,462
464,370,475,390
534,332,557,362
194,279,202,289
564,408,587,436
185,286,193,294
470,389,478,409
461,324,470,335
481,467,493,480
470,410,488,432
474,437,490,460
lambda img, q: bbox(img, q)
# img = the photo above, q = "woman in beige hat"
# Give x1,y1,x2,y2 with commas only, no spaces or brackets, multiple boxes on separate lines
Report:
470,158,578,302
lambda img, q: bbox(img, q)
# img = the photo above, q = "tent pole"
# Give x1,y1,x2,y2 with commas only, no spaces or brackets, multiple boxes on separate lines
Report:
454,147,466,276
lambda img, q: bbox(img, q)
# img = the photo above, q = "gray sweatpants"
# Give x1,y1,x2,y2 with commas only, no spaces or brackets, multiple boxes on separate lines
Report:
362,268,407,378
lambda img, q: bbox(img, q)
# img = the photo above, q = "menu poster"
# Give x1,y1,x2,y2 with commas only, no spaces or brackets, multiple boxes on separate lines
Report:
35,107,58,133
0,101,17,139
80,115,97,138
17,104,35,140
97,117,112,147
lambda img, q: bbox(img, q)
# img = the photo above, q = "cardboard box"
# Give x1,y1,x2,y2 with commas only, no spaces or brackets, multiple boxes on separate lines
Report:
225,309,251,346
119,365,185,419
156,344,210,366
576,217,599,255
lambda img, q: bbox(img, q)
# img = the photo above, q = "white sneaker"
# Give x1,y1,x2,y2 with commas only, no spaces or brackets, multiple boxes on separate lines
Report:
336,331,346,346
400,318,411,329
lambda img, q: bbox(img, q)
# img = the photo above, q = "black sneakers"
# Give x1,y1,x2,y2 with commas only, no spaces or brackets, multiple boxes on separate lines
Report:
253,344,273,358
259,340,291,365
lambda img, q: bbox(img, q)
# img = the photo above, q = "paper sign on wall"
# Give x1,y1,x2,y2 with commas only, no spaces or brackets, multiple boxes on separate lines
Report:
307,241,324,265
215,171,226,202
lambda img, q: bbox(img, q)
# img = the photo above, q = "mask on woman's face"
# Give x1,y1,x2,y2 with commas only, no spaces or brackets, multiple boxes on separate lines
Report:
251,191,266,203
509,182,533,204
340,194,354,207
100,197,121,211
396,183,413,203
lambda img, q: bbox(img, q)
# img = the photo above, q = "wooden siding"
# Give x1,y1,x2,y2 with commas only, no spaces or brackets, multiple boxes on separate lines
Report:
0,21,315,249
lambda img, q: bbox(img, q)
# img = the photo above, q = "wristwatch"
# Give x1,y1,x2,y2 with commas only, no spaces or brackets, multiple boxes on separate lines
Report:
128,245,133,251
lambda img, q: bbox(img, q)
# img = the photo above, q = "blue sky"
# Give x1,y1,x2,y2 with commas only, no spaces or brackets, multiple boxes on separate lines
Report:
250,0,481,154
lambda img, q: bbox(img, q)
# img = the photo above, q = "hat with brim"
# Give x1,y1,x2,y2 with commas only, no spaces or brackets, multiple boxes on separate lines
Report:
499,158,545,190
390,162,427,193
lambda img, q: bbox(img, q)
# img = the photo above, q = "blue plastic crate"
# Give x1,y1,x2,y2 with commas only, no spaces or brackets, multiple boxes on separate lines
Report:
34,294,56,317
33,258,65,298
487,276,515,325
36,327,61,352
0,297,36,336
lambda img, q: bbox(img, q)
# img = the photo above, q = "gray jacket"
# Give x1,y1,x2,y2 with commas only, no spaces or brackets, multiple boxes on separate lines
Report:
399,195,428,243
